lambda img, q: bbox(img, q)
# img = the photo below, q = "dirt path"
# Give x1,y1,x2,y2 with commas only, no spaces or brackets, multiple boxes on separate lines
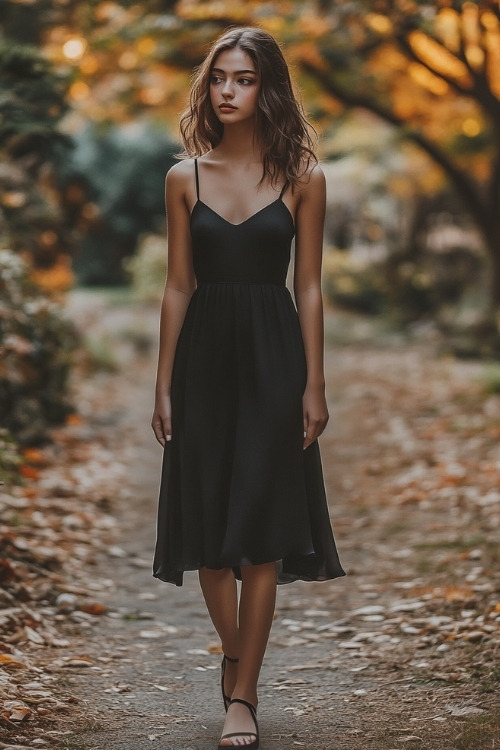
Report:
23,295,499,750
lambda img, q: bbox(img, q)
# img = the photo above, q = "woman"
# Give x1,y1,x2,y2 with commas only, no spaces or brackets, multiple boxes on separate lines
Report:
151,26,345,749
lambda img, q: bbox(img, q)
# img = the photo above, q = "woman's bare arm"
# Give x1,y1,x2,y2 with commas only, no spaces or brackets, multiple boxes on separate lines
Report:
152,162,196,446
293,164,328,450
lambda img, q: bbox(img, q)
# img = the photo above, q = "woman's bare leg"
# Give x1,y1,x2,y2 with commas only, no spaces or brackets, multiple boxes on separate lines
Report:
219,561,277,747
199,567,239,698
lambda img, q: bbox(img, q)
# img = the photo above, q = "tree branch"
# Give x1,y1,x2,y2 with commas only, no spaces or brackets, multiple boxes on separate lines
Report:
490,146,500,216
478,16,490,81
457,9,481,80
301,59,489,228
396,33,471,97
472,15,500,125
397,25,500,124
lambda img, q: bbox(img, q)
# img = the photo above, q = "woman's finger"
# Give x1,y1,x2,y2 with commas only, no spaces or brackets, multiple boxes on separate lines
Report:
152,415,171,446
162,415,172,443
303,415,328,449
152,421,166,446
303,413,315,449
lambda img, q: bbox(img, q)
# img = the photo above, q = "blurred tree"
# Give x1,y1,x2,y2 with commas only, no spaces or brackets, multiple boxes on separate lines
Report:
8,0,499,309
0,32,77,448
36,0,499,308
0,0,181,284
59,122,177,285
0,250,76,445
295,1,500,315
0,20,75,292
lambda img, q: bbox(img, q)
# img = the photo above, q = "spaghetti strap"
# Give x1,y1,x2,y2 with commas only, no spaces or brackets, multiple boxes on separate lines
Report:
279,180,288,200
194,158,200,200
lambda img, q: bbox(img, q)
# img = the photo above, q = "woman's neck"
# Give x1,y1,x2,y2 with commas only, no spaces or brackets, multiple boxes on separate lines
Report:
216,121,262,162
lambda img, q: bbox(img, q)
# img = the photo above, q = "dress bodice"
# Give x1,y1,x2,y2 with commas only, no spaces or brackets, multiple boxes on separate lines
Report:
190,198,295,285
189,158,295,285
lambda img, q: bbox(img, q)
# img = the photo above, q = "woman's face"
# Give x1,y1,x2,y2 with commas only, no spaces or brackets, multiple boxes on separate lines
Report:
210,47,260,125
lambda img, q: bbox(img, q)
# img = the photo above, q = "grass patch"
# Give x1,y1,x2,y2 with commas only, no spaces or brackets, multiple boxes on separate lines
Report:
480,364,500,395
7,512,24,526
75,286,134,307
482,540,500,569
82,335,119,373
119,326,154,356
384,521,411,535
478,666,500,694
374,713,500,750
374,725,444,749
453,712,500,749
413,551,460,575
415,555,434,574
58,740,91,750
57,717,105,748
121,610,154,621
413,535,484,553
323,308,406,347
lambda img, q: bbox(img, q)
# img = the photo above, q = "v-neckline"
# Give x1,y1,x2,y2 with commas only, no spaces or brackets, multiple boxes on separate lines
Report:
192,198,294,228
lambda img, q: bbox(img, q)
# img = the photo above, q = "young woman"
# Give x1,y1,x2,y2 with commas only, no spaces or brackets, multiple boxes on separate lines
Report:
151,26,345,749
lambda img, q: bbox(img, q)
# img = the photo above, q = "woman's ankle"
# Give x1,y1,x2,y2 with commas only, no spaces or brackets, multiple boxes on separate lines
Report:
230,687,258,708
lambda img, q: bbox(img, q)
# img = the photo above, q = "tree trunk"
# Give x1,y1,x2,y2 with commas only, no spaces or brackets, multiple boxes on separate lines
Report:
483,219,500,317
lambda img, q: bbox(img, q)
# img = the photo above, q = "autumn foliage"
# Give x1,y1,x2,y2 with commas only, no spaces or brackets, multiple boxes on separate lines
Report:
22,0,499,318
0,250,76,445
0,39,75,287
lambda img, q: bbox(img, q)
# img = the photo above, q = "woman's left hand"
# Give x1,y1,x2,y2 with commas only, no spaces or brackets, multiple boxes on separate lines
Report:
302,383,329,449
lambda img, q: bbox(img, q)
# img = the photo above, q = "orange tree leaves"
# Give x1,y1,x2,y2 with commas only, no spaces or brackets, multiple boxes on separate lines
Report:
7,1,500,306
291,1,500,309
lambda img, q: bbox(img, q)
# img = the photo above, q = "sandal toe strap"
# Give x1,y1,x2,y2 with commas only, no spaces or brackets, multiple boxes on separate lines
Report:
220,732,257,740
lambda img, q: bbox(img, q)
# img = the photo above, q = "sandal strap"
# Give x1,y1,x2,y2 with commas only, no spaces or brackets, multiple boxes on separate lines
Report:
220,732,257,740
230,698,256,713
221,655,239,707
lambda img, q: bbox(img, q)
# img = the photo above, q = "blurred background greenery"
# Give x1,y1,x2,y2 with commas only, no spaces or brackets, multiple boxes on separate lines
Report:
2,0,500,453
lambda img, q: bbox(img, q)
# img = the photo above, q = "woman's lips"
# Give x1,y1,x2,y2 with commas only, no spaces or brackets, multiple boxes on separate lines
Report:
219,104,237,110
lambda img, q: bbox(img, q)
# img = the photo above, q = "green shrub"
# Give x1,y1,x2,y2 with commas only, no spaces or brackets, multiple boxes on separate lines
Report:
0,428,22,485
0,250,77,444
322,245,481,325
322,249,386,315
481,365,500,394
61,123,176,286
124,233,166,302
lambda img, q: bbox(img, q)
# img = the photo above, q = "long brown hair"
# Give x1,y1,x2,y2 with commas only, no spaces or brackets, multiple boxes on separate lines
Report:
179,27,317,189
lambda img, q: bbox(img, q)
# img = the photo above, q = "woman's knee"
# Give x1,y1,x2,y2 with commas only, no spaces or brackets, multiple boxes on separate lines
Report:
240,561,277,582
200,566,234,582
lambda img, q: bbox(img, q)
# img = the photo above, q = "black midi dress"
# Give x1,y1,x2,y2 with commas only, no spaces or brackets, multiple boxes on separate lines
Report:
153,159,345,586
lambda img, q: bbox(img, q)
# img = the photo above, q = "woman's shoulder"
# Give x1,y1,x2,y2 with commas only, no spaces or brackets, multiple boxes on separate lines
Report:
295,160,325,197
167,158,196,181
165,159,198,198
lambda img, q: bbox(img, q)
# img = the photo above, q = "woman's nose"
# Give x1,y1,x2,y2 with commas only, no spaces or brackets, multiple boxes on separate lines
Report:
222,80,234,97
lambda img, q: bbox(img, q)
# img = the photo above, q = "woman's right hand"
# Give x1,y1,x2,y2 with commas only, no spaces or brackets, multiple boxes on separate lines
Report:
151,393,172,446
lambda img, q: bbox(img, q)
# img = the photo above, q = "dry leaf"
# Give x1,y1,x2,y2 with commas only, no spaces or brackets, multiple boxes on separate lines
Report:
79,602,107,615
0,655,26,669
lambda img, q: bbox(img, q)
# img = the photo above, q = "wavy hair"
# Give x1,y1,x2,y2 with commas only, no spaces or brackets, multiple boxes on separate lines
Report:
179,27,317,189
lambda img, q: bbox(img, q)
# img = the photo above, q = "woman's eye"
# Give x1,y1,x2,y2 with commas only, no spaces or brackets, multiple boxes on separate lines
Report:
210,76,223,84
239,78,254,85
